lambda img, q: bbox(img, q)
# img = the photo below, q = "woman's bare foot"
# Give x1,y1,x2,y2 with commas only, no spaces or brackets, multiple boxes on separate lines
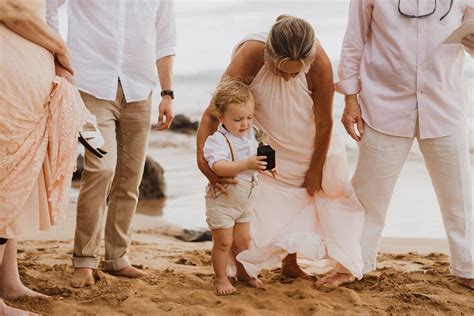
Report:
456,277,474,290
0,299,36,316
316,272,355,288
106,265,146,278
71,268,95,288
214,277,237,295
281,261,309,279
0,284,47,301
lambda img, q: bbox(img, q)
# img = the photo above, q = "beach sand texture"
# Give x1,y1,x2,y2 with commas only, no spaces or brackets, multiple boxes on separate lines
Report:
7,235,474,315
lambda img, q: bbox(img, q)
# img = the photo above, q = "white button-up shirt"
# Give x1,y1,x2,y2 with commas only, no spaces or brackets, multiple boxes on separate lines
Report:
336,0,474,139
46,0,176,102
204,124,259,182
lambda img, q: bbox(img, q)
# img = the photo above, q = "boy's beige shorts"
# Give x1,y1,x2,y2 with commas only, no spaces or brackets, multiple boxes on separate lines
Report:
205,180,256,230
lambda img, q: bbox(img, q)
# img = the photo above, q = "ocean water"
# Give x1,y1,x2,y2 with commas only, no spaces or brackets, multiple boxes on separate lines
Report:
57,1,473,239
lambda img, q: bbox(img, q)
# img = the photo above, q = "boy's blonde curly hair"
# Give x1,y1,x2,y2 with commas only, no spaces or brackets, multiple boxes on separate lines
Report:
210,80,255,116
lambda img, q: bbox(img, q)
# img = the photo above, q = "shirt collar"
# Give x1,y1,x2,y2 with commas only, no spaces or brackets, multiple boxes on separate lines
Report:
218,124,251,143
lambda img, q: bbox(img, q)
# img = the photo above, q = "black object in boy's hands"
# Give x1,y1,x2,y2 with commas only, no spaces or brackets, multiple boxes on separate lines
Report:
257,145,275,170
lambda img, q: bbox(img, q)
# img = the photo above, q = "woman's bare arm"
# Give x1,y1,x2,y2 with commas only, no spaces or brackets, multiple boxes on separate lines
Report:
196,41,264,186
0,0,73,73
304,44,335,196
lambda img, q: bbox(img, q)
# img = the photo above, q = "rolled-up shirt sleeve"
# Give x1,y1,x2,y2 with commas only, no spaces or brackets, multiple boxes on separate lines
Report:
335,0,374,95
203,133,231,169
155,0,177,60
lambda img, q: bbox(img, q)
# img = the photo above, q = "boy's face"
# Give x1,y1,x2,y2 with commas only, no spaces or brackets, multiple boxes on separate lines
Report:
218,101,255,137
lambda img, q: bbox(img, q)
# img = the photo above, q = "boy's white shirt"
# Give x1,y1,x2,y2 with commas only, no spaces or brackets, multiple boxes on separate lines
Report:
203,124,258,183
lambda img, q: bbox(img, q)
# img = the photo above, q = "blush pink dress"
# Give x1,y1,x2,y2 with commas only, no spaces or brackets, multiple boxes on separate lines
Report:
234,33,365,279
0,1,87,238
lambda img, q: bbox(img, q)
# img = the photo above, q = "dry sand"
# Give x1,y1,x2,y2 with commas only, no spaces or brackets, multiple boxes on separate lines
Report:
4,224,474,315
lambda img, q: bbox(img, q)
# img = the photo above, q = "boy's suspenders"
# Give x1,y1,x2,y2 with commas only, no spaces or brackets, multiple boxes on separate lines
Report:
218,131,235,161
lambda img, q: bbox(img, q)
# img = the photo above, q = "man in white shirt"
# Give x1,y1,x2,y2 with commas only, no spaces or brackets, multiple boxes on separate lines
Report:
335,0,474,289
46,0,176,288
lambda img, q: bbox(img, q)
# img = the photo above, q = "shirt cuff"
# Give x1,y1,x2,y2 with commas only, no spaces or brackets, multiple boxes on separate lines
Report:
335,78,361,95
156,46,176,60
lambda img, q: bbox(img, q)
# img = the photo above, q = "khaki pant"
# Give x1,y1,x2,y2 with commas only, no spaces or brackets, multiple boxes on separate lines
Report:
73,83,151,271
353,125,473,278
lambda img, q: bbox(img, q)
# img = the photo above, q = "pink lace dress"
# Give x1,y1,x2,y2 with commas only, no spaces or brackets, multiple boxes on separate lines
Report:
0,1,87,238
232,33,366,279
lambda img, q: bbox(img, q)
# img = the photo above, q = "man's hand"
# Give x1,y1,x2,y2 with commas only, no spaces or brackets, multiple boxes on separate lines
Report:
55,63,74,84
462,34,474,52
197,155,238,197
155,96,174,131
341,94,364,142
303,169,322,197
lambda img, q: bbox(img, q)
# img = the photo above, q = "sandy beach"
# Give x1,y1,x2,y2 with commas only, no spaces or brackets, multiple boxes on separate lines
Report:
6,220,474,315
3,130,473,315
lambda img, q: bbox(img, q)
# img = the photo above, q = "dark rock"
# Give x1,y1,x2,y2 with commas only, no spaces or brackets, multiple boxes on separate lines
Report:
72,154,166,200
139,156,166,200
176,229,212,242
167,114,199,133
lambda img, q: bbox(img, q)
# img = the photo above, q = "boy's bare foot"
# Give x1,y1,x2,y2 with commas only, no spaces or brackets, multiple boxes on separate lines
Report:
456,277,474,290
106,265,146,278
71,268,95,288
237,273,264,288
281,261,309,278
316,272,355,288
214,277,237,295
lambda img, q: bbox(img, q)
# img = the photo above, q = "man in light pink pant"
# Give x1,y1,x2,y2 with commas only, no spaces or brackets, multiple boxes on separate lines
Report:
337,0,474,289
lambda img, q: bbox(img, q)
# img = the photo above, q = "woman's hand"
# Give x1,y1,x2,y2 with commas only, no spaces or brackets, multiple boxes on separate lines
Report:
55,50,74,75
246,155,267,171
197,155,237,197
341,94,364,142
55,63,74,84
303,169,322,196
462,34,474,52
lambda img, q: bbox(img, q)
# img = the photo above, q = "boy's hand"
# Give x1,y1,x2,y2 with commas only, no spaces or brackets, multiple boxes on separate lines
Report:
269,168,278,178
246,155,267,171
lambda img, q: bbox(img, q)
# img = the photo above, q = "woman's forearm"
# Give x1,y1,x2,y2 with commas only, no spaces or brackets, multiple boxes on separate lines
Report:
309,122,333,173
0,0,67,55
197,109,220,163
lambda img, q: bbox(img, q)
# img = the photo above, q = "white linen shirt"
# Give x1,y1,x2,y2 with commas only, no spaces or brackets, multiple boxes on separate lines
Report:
204,124,259,182
46,0,176,102
336,0,474,139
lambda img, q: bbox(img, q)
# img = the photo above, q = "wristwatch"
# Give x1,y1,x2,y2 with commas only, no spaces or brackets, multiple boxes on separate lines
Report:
160,90,174,99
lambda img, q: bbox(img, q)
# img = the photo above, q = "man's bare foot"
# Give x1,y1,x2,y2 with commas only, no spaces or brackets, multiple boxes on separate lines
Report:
106,265,146,279
0,298,38,316
281,261,309,279
214,277,237,295
315,272,355,288
456,277,474,290
237,273,264,288
71,268,95,288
